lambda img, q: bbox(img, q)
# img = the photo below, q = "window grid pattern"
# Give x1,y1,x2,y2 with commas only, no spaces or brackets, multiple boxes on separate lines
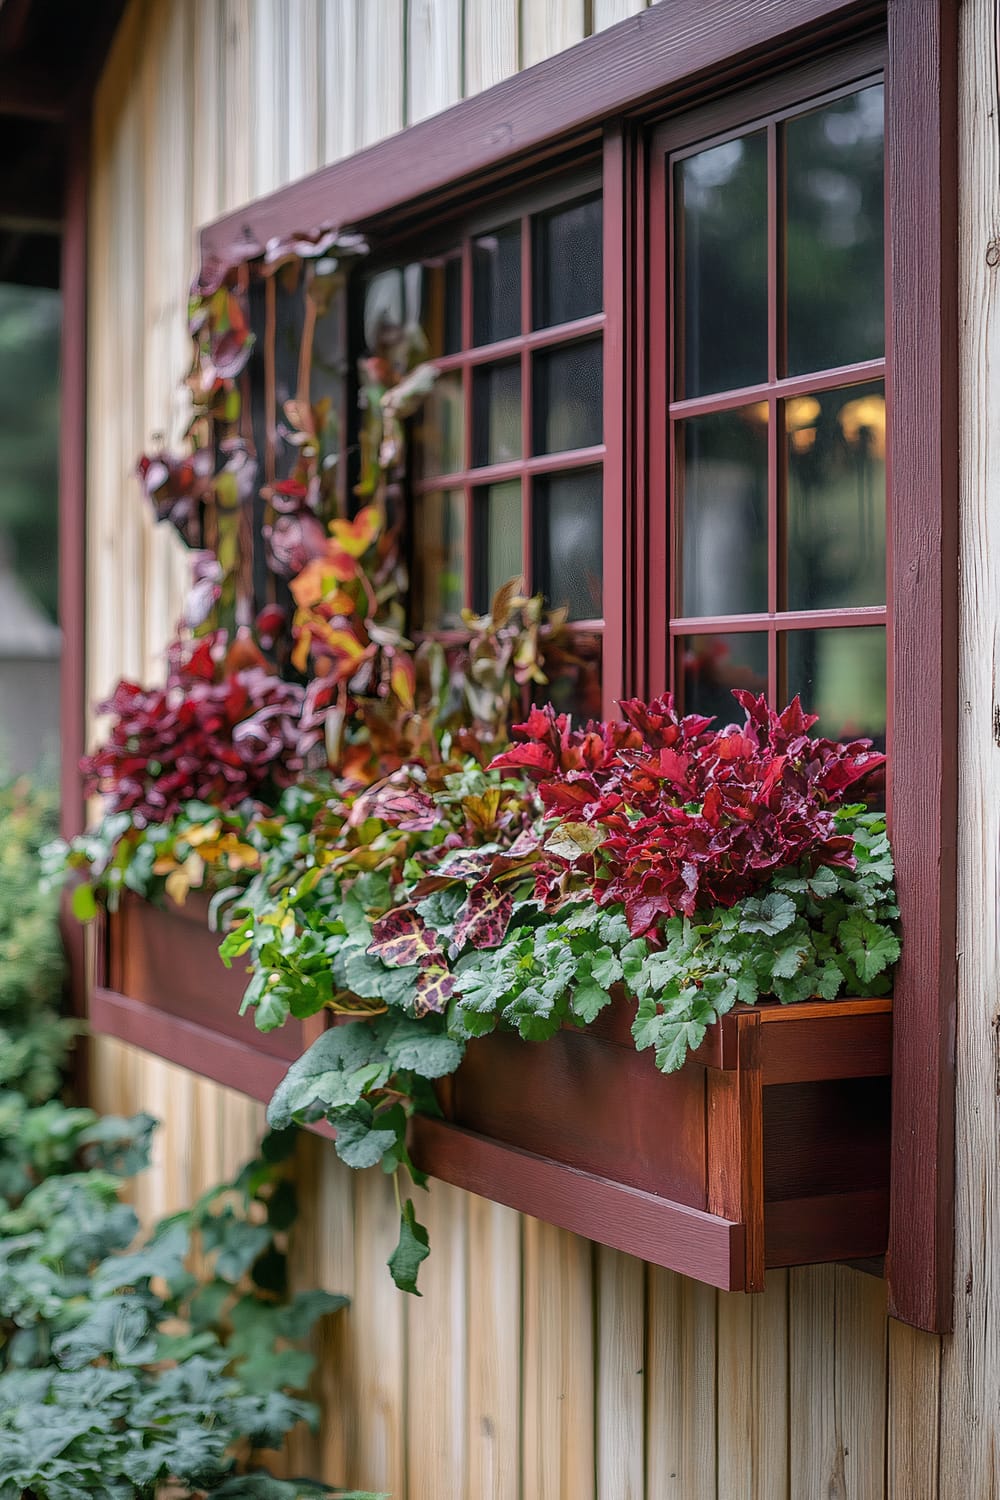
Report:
411,212,606,632
665,81,887,747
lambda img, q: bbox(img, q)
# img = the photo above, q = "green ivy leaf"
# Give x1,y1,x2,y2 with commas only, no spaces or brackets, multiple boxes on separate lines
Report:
381,1016,464,1079
739,892,796,936
570,980,611,1024
333,1105,401,1170
387,1198,430,1295
837,914,901,983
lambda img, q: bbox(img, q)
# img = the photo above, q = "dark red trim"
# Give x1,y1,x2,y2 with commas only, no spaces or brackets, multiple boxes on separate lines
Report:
410,1113,747,1290
58,106,89,1031
91,985,288,1104
884,0,958,1334
669,607,887,634
199,0,881,265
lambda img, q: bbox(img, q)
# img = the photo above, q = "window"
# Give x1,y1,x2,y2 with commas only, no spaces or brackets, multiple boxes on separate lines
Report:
356,178,606,716
651,80,887,751
193,0,957,1332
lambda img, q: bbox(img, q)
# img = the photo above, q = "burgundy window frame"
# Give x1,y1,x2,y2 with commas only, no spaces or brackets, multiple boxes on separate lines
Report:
173,0,954,1333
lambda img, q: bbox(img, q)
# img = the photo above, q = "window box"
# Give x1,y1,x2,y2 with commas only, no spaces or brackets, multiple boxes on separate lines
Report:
91,894,325,1100
92,896,890,1291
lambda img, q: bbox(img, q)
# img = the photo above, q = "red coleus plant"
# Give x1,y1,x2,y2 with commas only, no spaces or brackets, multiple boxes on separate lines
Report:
82,633,306,826
491,690,886,937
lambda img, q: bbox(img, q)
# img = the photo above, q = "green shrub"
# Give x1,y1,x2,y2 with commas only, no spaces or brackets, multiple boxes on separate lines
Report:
0,779,380,1500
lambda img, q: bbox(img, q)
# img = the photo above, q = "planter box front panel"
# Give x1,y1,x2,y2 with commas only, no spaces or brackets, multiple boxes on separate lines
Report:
91,895,316,1102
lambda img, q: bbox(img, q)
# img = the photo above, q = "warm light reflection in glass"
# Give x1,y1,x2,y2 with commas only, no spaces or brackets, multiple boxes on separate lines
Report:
839,393,886,459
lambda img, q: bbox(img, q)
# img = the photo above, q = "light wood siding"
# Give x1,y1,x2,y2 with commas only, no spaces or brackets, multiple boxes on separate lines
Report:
84,0,996,1493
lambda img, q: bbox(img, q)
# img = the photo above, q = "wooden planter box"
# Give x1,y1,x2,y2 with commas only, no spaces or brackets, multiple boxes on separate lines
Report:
92,893,326,1100
92,897,892,1292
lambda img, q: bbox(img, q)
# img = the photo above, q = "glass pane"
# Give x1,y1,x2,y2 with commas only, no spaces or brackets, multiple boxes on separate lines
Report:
0,284,62,775
533,194,603,329
411,490,466,630
472,361,521,467
536,629,604,723
681,633,768,725
784,626,886,748
414,370,464,479
533,339,603,455
474,481,523,611
473,223,521,346
785,380,886,610
533,469,603,621
785,84,885,375
420,257,462,356
677,131,767,398
680,404,768,617
363,267,404,354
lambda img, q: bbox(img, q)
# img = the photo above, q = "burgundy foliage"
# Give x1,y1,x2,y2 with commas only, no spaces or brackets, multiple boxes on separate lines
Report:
491,691,886,937
82,634,306,826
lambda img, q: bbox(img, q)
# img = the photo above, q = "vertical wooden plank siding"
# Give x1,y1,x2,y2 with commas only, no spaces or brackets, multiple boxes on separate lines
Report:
596,1248,645,1500
521,1219,595,1500
356,0,405,147
407,0,463,123
465,1199,522,1500
592,0,648,30
84,1,977,1496
520,0,587,68
939,0,1000,1493
465,0,519,91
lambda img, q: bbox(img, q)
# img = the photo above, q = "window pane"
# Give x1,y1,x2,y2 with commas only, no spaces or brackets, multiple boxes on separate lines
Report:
677,131,767,398
537,630,604,723
473,223,521,345
784,626,886,747
681,633,768,724
785,381,885,610
412,490,466,630
533,469,603,621
680,404,768,617
421,257,462,356
415,370,464,480
472,361,521,467
474,480,523,611
533,339,603,455
785,84,884,375
533,194,603,329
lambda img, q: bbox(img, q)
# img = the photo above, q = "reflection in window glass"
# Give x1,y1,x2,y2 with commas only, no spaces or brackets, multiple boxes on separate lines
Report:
681,633,768,725
785,84,884,375
473,223,521,346
421,257,462,357
0,284,61,776
411,491,466,630
677,131,767,398
785,381,885,610
537,629,604,722
680,404,768,617
533,339,603,455
472,361,521,467
533,195,603,330
414,370,465,480
784,626,886,746
533,470,603,621
474,481,523,611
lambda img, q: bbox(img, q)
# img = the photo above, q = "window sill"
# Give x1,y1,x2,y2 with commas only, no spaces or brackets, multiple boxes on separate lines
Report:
92,894,891,1292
